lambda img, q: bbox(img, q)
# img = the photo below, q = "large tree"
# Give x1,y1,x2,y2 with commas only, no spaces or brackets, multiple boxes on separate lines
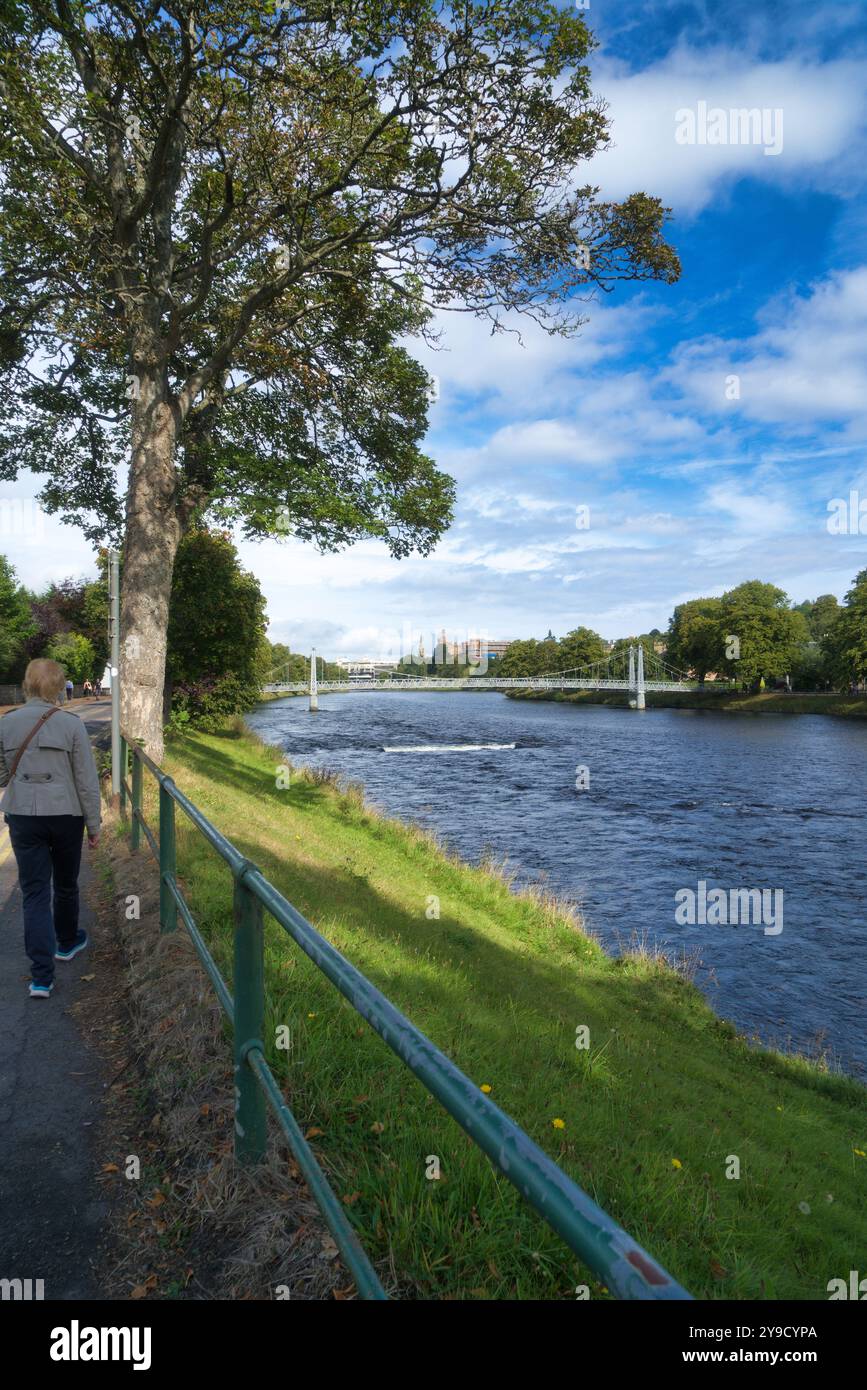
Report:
165,526,267,718
823,569,867,689
558,625,605,671
666,597,725,683
0,1,680,756
717,581,807,689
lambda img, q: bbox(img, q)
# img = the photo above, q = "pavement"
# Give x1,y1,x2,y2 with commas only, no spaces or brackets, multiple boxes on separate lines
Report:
0,701,115,1299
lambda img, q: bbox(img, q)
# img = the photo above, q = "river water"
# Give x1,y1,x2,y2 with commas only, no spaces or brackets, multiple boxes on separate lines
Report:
247,692,867,1078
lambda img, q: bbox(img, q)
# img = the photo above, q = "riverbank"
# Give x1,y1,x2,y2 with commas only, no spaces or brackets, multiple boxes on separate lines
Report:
508,688,867,717
142,722,867,1300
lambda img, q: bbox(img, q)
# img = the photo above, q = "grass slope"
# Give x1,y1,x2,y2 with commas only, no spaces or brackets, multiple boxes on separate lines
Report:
148,726,866,1300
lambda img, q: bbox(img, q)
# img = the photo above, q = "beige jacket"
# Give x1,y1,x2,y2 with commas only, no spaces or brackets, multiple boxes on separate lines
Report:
0,698,102,834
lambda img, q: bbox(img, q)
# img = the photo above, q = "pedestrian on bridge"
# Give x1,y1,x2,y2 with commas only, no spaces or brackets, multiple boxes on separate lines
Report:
0,659,102,999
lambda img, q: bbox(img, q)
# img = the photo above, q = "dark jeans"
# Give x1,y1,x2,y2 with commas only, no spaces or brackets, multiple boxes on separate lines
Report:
5,814,85,986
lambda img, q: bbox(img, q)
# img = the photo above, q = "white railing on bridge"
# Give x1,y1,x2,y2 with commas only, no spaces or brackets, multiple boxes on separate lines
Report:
263,677,704,693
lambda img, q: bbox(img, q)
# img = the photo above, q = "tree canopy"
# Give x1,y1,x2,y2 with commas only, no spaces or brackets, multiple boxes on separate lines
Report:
0,0,681,754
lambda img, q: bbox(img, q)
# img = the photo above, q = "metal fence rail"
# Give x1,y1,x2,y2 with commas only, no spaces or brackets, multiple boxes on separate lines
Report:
119,734,691,1302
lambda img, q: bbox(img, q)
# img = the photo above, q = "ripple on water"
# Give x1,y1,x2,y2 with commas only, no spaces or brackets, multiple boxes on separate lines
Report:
248,692,867,1077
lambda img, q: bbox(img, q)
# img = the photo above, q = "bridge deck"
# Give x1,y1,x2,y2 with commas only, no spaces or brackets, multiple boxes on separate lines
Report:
264,679,709,693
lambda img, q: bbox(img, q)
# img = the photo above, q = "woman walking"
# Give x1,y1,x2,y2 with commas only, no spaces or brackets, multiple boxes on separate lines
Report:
0,659,102,998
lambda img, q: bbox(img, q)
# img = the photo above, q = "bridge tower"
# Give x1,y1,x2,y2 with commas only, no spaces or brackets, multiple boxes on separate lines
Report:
309,648,319,712
636,642,646,710
628,643,636,692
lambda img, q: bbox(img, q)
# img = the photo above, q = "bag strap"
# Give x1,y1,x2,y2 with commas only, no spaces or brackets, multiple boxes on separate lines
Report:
8,706,62,780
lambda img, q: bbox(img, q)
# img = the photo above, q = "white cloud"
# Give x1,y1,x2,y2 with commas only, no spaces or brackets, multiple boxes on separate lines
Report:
666,265,867,435
589,52,867,214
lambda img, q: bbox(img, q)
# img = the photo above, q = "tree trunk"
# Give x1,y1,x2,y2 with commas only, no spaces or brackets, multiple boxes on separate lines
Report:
120,385,181,763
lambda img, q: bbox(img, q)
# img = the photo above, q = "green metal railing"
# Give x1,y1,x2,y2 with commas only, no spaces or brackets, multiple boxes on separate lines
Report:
119,735,692,1302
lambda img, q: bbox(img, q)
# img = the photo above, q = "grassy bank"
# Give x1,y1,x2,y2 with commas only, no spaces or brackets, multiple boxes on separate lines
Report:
509,688,867,717
144,725,866,1300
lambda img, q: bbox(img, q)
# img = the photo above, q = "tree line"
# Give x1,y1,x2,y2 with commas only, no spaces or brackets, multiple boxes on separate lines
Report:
459,574,867,691
1,528,334,728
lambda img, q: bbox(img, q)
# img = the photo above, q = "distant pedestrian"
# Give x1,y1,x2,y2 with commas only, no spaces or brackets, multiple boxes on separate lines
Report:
0,659,101,998
83,679,92,699
93,678,102,698
65,678,74,703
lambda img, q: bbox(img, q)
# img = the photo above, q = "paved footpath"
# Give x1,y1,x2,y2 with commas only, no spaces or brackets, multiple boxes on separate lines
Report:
0,702,114,1299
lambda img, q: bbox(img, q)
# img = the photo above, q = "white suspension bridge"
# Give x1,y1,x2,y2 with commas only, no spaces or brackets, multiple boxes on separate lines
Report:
264,645,723,712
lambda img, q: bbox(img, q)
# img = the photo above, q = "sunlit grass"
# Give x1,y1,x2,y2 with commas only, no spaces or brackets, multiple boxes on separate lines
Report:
141,725,867,1300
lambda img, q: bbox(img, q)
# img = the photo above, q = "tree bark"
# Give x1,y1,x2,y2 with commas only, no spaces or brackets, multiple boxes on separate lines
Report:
120,375,181,763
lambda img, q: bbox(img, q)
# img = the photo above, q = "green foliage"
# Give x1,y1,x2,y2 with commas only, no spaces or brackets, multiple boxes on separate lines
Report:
46,630,95,683
166,530,267,724
0,554,34,679
21,568,109,676
557,626,606,670
666,598,725,681
261,641,342,684
0,0,677,549
790,642,832,692
823,568,867,689
716,582,807,687
795,593,841,642
169,674,257,733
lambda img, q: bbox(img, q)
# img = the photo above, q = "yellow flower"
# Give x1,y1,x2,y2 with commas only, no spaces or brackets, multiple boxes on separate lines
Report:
854,1148,866,1158
671,1158,682,1169
552,1118,565,1130
480,1084,492,1094
308,1012,317,1019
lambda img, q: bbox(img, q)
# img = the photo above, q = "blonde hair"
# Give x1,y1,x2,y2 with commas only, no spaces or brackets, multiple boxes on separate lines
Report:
23,658,67,702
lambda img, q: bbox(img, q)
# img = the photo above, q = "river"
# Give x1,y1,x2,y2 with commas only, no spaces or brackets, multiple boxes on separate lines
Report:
247,692,867,1078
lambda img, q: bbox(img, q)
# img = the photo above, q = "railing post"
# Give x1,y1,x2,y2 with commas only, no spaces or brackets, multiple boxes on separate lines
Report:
159,779,178,934
130,751,143,852
119,736,128,817
233,866,267,1165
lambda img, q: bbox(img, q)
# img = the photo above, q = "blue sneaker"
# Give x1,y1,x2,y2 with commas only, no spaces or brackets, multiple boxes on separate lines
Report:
29,981,54,998
55,930,89,962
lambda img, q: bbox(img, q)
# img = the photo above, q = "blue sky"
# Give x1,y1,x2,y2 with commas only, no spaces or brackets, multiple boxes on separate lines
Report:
4,0,867,661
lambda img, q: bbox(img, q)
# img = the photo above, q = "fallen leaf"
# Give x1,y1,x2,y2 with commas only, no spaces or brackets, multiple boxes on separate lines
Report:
370,1121,385,1135
80,973,96,982
305,1127,325,1140
333,1286,354,1300
320,1236,339,1260
101,1163,120,1173
710,1260,729,1281
148,1192,166,1208
352,1095,369,1105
